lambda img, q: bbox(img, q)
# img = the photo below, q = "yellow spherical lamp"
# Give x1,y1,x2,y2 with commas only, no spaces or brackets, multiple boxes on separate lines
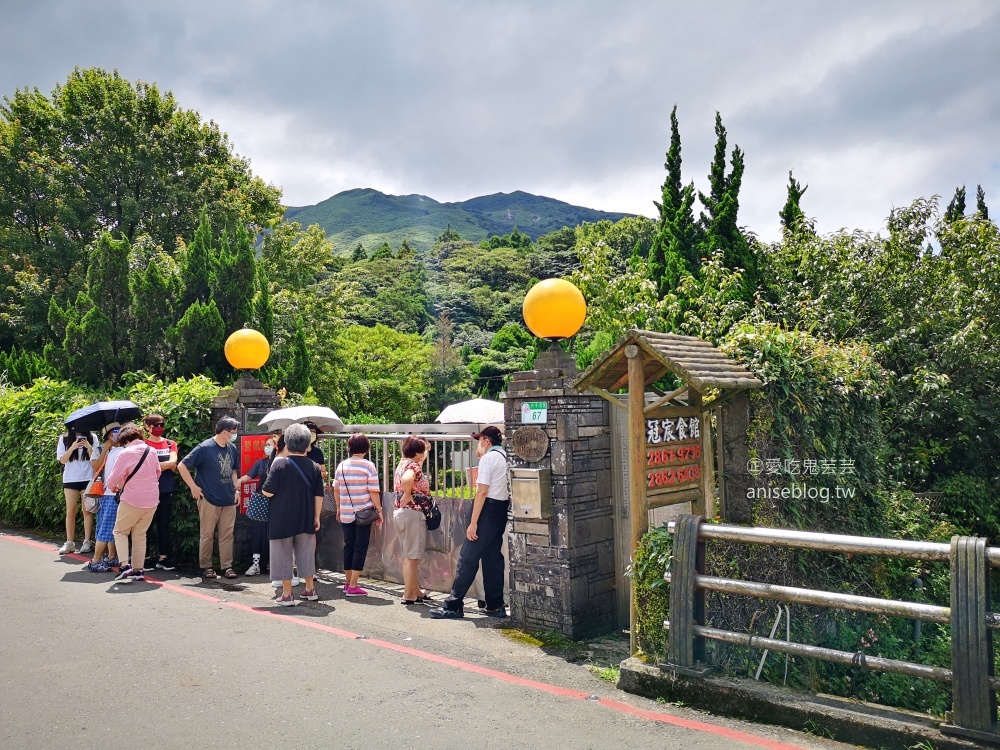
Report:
522,278,587,341
224,328,271,370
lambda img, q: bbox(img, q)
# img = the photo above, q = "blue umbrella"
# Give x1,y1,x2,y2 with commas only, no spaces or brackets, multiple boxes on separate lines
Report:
64,400,143,432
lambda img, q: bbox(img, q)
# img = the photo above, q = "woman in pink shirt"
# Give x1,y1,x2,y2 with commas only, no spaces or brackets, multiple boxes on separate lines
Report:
105,423,162,583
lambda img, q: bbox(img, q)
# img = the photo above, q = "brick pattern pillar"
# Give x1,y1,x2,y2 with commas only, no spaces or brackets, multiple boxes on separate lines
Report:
503,349,616,639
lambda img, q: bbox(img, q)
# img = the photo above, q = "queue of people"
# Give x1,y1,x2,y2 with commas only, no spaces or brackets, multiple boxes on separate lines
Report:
57,412,510,614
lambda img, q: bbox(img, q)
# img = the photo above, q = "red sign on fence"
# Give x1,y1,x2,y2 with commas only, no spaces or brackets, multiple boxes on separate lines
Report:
238,434,270,514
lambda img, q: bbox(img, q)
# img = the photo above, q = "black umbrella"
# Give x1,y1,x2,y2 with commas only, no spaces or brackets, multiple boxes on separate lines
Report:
64,400,143,432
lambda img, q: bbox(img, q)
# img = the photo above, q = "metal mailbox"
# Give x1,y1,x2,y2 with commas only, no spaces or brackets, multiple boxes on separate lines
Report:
510,467,552,519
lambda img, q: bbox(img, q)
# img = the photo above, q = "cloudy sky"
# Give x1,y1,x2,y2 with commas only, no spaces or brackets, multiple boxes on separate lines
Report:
3,1,998,240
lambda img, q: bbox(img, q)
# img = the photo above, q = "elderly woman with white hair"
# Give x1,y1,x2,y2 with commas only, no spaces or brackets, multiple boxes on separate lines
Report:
260,423,326,606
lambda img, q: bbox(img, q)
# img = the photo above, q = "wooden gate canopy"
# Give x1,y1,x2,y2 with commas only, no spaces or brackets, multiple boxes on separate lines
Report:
572,329,761,655
572,329,762,399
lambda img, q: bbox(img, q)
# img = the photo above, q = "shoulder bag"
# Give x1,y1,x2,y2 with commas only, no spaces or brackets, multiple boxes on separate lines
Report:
338,463,379,526
115,447,151,504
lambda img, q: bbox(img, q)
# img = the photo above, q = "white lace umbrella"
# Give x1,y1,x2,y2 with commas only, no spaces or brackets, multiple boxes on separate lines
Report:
257,405,345,432
434,398,503,424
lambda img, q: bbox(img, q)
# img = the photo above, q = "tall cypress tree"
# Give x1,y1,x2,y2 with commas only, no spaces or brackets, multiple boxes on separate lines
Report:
250,262,274,343
779,171,809,233
649,106,699,297
175,299,226,378
976,184,989,221
130,252,176,374
212,223,256,335
76,232,133,380
351,242,366,262
285,314,313,395
182,211,216,307
945,186,967,223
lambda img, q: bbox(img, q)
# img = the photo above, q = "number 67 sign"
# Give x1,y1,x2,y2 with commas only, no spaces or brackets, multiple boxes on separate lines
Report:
521,401,547,424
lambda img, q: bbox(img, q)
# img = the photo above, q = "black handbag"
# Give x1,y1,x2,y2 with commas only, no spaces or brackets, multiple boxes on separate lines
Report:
424,502,442,531
339,465,379,526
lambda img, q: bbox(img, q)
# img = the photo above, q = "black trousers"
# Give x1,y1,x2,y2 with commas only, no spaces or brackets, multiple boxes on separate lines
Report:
150,493,174,557
249,518,269,559
443,500,509,612
342,521,372,572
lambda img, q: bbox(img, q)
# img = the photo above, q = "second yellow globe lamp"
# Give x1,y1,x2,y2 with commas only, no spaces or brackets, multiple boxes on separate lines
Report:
522,278,587,341
224,328,271,370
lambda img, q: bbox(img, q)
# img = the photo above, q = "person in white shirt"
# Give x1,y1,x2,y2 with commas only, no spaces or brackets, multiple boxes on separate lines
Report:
56,425,101,555
430,426,509,619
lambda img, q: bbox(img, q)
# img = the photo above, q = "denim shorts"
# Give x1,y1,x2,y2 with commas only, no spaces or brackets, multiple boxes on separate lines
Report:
96,495,118,543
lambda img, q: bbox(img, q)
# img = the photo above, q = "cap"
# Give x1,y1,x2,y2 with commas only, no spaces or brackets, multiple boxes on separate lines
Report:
103,421,121,432
471,426,503,443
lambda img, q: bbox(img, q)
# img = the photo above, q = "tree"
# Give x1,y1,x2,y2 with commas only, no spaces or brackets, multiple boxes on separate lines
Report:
649,107,699,296
696,113,756,299
260,222,338,290
130,250,179,375
322,324,432,421
351,242,367,262
976,184,989,221
779,171,810,233
212,224,256,335
250,262,274,343
175,299,225,378
284,315,313,395
437,223,461,243
945,186,966,223
397,239,416,259
76,232,132,381
181,211,216,308
370,242,393,261
0,67,282,350
425,313,472,417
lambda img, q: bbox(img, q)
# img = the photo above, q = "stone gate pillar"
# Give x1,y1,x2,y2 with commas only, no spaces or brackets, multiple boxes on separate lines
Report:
503,349,616,639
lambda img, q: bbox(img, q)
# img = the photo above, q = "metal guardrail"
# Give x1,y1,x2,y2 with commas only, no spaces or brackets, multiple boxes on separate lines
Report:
662,514,999,744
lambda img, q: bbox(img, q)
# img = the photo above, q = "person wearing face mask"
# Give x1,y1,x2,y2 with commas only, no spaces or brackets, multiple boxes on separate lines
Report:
144,414,179,571
177,416,241,580
236,433,279,576
302,421,328,479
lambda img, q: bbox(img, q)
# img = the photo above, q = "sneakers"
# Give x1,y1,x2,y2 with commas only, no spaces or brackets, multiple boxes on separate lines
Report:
274,593,298,607
300,589,319,601
245,561,260,576
155,557,176,571
114,566,144,584
271,577,302,587
481,606,509,618
344,586,368,597
271,580,282,588
106,557,120,570
57,540,76,555
429,607,463,619
83,559,109,573
78,539,95,555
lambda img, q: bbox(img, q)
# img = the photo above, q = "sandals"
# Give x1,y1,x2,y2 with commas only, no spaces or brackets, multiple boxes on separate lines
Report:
223,568,239,579
202,568,218,579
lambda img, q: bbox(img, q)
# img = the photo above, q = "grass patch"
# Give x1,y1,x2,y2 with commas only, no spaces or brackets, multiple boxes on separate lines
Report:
587,664,620,683
501,628,589,661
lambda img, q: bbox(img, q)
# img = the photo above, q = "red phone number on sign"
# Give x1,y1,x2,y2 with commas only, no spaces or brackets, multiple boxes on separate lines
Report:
647,464,701,488
646,443,701,467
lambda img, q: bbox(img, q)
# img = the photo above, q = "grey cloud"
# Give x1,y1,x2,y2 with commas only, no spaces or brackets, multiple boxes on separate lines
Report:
1,0,997,240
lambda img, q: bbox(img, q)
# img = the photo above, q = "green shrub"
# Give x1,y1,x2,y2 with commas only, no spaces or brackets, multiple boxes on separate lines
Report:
0,375,219,563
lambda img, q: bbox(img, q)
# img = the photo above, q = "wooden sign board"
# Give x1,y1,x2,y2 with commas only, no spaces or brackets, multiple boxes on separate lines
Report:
644,405,703,506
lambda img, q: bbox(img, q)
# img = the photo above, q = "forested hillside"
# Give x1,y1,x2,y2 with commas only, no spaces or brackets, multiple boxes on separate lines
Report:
285,188,632,252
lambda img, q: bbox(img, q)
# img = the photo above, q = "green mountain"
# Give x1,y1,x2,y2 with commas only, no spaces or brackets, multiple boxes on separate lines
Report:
284,188,632,253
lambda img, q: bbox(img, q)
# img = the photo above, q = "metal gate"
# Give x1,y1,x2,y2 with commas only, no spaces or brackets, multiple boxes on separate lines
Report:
314,424,508,599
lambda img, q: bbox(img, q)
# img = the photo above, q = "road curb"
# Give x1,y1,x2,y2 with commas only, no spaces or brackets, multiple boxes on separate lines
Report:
617,657,981,750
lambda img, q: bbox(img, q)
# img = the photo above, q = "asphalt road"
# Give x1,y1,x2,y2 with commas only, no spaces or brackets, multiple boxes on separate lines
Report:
0,530,851,750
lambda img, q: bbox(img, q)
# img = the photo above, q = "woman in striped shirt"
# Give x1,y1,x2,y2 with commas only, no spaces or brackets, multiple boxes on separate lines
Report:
332,433,383,596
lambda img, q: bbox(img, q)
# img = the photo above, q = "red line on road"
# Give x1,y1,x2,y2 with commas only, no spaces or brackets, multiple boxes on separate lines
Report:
4,532,807,750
